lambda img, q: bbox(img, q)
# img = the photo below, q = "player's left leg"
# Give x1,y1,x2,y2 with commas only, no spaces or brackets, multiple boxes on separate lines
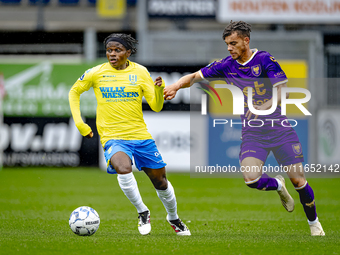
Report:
143,167,177,220
286,163,325,236
239,142,294,211
240,142,281,191
133,139,190,236
143,167,191,236
242,157,279,190
241,156,295,212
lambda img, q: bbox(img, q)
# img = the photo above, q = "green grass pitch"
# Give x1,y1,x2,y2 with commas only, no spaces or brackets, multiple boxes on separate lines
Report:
0,168,339,255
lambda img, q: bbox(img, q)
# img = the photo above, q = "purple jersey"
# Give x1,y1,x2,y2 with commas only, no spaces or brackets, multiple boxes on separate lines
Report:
200,49,299,147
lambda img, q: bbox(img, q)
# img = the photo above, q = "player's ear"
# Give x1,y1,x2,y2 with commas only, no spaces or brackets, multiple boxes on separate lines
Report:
244,37,250,45
126,49,132,57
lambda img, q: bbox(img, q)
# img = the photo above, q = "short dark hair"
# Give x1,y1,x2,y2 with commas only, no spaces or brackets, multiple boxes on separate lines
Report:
222,21,252,40
103,33,138,55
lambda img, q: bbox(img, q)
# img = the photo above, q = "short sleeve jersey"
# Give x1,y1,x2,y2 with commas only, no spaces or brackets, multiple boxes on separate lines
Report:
200,49,298,146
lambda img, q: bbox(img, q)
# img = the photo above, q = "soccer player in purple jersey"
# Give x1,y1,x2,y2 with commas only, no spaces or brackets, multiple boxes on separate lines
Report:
164,21,325,236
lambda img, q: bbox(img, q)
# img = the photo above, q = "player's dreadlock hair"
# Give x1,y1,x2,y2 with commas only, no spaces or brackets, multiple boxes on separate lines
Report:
104,33,138,55
222,21,252,40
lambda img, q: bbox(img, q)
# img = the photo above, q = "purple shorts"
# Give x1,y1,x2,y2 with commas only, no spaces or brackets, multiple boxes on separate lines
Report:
239,141,304,166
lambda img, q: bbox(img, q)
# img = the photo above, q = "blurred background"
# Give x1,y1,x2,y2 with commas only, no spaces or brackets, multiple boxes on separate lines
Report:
0,0,339,172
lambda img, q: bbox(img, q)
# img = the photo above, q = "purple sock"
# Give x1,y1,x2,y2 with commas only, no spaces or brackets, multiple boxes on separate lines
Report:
246,173,278,191
297,183,317,222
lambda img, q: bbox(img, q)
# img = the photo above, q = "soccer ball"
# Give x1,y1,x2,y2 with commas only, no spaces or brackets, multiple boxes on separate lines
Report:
69,206,100,236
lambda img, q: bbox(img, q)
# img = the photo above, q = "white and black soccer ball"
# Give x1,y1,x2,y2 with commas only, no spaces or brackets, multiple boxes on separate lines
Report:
69,206,100,236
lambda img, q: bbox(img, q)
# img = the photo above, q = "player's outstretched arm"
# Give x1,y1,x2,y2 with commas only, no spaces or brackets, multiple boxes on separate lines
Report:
68,83,93,138
164,71,202,100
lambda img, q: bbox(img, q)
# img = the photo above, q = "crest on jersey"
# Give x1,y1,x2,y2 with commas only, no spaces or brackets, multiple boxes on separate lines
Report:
251,64,262,77
292,143,302,155
129,74,137,85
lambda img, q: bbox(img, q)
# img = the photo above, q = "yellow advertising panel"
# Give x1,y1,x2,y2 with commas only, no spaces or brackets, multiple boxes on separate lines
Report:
209,60,308,117
97,0,126,18
280,60,308,116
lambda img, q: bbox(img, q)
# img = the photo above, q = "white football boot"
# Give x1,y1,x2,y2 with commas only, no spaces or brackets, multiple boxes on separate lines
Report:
138,211,151,235
275,175,295,212
166,215,191,236
309,220,325,236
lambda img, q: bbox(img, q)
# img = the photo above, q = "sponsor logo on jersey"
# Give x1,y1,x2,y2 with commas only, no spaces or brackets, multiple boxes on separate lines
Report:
274,71,285,77
251,64,262,77
99,79,117,82
99,86,139,99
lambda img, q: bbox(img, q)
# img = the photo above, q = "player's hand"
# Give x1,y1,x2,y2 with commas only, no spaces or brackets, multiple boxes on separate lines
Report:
164,84,179,100
86,131,93,139
154,76,163,87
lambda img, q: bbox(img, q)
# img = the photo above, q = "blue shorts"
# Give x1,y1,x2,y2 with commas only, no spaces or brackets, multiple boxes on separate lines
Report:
239,141,304,166
104,139,167,174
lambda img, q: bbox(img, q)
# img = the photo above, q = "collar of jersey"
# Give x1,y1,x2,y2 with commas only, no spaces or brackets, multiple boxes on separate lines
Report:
236,48,258,66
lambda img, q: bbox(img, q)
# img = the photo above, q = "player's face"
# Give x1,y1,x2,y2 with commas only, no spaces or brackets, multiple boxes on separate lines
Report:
106,42,131,70
224,32,249,61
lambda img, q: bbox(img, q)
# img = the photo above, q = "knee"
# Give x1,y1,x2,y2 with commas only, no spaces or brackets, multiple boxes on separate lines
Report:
153,175,168,190
115,165,132,175
292,178,306,189
110,153,132,174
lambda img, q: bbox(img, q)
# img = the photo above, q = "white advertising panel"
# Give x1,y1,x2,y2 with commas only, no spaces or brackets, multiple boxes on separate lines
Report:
144,112,190,171
317,109,340,164
218,0,340,23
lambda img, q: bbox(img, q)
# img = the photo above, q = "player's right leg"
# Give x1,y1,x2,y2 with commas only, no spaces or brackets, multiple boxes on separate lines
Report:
104,142,151,235
241,156,294,212
272,142,325,236
286,163,325,236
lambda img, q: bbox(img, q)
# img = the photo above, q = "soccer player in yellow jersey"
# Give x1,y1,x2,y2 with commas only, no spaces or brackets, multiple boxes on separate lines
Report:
69,33,190,236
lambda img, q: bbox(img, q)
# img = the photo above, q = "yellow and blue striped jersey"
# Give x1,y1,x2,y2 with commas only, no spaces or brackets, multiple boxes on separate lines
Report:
69,60,165,147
